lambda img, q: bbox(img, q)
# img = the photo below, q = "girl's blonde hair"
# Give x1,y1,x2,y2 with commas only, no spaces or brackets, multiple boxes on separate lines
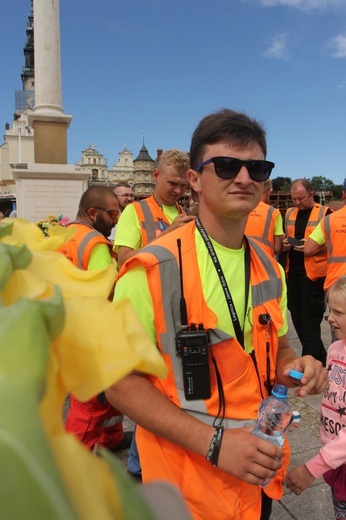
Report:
326,275,346,305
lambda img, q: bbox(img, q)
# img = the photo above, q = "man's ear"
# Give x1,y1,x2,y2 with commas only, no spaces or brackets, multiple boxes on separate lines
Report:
85,207,97,219
152,168,159,183
188,168,201,193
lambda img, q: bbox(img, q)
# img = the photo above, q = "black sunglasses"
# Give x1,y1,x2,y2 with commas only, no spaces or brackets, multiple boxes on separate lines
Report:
87,207,119,219
195,156,275,182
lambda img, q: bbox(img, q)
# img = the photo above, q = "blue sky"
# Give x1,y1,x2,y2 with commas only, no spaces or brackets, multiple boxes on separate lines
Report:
1,0,346,186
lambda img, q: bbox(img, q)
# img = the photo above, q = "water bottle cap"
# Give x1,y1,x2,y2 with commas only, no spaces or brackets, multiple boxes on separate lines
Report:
271,384,288,399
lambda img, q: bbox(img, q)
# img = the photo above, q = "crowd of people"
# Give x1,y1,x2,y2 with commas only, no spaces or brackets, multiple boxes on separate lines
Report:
3,107,346,520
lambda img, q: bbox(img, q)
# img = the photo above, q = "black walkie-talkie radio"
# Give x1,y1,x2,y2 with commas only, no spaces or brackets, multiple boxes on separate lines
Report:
175,239,211,400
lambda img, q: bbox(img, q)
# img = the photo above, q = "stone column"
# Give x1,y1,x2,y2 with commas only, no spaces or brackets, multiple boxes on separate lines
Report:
34,0,63,115
28,0,72,164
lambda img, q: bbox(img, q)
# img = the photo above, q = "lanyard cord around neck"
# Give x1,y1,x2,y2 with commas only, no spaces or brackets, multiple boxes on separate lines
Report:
153,194,182,213
195,219,250,348
153,195,182,232
196,219,273,399
195,219,251,427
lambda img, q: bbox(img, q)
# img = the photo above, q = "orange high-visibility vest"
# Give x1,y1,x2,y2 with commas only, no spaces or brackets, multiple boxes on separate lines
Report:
132,195,187,246
57,220,121,450
285,204,329,280
56,221,114,270
119,221,290,520
245,200,281,256
320,205,346,290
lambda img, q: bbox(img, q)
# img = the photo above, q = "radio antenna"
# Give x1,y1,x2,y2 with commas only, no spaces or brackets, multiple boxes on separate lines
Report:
177,238,188,328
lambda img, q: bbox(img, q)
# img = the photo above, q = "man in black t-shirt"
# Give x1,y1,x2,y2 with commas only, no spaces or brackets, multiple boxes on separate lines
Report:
282,179,332,365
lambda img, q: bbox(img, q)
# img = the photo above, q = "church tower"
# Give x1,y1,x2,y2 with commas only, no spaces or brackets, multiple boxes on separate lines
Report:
21,0,35,94
133,141,155,199
0,0,35,197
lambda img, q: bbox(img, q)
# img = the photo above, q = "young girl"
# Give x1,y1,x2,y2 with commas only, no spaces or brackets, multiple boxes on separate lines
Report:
285,275,346,519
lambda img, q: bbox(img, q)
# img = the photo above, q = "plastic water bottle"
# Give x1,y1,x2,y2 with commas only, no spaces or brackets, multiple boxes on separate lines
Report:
252,384,292,486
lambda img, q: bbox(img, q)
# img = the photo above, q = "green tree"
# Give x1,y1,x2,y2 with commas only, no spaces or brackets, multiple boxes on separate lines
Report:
308,176,342,199
271,177,292,192
309,176,333,192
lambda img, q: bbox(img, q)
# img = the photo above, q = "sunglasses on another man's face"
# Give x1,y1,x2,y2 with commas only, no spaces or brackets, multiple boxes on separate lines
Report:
194,156,275,183
87,207,120,219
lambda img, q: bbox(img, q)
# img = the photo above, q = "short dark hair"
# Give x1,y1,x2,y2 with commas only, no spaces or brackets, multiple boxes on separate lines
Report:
114,182,132,190
189,108,267,169
79,185,118,212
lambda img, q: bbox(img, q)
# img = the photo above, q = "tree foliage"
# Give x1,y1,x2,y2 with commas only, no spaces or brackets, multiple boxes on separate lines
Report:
271,175,343,199
271,177,292,192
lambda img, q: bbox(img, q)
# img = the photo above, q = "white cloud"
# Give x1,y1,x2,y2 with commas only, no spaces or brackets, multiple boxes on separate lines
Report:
329,35,346,58
336,79,346,88
263,33,289,59
256,0,344,11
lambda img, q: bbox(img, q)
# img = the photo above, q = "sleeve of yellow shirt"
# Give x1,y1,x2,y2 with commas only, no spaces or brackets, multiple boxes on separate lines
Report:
277,263,288,337
113,265,156,344
273,211,284,236
87,243,114,270
113,204,142,253
308,221,326,245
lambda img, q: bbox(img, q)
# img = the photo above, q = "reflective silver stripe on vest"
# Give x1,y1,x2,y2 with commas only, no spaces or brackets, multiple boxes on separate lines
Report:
102,414,124,427
324,215,346,263
247,238,282,306
324,215,333,255
285,205,326,229
285,207,295,228
262,205,275,250
249,205,275,251
143,244,211,416
186,412,256,429
138,200,162,243
143,241,281,424
77,230,104,269
311,205,328,227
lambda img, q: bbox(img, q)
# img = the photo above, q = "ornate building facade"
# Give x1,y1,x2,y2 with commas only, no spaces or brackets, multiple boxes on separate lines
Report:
0,0,35,202
79,142,159,199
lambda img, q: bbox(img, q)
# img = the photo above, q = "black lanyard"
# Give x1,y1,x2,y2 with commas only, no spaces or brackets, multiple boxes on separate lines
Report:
196,218,250,349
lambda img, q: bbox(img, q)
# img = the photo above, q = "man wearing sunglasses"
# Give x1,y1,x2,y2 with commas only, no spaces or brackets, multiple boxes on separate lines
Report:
106,109,327,520
57,186,133,453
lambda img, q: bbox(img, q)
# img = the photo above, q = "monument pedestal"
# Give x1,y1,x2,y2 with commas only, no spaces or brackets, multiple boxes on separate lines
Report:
12,163,90,222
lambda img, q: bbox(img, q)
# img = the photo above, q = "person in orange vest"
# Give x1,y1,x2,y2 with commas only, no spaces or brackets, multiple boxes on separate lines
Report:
245,179,284,257
304,178,346,293
106,109,328,520
114,149,196,269
57,185,133,452
282,179,333,365
114,151,196,479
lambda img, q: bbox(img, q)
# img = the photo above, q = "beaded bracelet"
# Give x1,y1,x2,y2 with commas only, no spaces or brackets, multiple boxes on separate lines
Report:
206,425,224,467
